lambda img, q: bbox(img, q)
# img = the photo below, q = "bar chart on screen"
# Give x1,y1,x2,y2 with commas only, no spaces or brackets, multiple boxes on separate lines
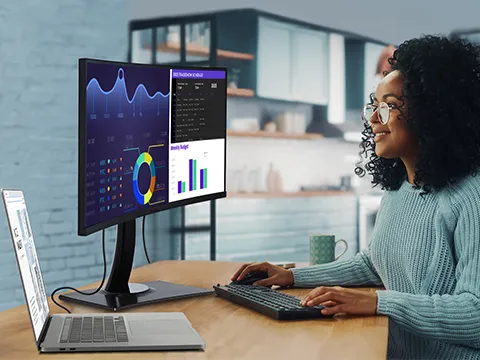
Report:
177,160,208,193
169,138,225,202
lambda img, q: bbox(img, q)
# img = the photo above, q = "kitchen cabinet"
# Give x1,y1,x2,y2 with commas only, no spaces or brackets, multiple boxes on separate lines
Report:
257,17,329,104
257,18,292,101
130,9,385,108
291,27,329,104
131,28,153,64
155,25,182,64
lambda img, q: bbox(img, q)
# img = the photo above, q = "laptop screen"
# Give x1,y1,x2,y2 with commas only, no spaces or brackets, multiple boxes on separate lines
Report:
2,190,50,341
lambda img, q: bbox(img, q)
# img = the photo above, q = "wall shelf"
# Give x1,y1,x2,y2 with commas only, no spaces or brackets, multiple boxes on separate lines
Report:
227,88,255,97
227,130,324,140
227,191,354,198
152,42,255,60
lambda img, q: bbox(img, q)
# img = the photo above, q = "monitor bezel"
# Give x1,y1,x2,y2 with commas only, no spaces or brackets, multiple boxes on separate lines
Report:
78,58,227,236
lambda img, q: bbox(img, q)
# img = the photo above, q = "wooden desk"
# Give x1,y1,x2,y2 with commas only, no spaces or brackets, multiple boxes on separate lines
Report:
0,260,388,359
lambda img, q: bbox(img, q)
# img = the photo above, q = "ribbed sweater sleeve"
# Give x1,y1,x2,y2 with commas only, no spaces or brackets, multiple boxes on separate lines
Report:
376,189,480,349
291,248,384,287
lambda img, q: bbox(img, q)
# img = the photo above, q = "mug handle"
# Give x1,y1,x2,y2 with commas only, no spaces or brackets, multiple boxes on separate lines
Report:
334,239,348,260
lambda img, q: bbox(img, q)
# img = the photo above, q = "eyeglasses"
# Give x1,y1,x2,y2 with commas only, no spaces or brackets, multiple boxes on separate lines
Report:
363,102,397,125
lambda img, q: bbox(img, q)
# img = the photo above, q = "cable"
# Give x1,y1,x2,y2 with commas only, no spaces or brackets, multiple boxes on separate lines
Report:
51,229,107,314
142,215,151,264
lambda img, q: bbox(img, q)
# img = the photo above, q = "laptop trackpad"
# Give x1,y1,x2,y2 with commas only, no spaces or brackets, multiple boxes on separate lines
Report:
129,319,195,336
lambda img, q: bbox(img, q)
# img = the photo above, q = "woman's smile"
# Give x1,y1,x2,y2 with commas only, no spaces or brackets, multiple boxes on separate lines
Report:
374,131,390,142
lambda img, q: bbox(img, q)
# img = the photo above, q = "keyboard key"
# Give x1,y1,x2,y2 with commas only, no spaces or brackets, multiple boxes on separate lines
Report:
60,317,72,343
68,317,82,343
81,317,93,343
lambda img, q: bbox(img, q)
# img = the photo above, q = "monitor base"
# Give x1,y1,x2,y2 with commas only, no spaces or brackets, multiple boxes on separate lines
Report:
59,281,214,311
127,283,149,294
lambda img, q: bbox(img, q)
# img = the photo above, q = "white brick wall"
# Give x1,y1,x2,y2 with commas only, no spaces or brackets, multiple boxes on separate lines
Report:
0,0,178,311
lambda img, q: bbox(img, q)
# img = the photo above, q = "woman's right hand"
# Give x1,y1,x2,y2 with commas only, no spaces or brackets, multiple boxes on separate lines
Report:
231,262,295,287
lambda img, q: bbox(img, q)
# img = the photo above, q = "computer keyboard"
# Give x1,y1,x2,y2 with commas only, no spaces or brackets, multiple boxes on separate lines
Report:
60,316,129,343
213,284,330,320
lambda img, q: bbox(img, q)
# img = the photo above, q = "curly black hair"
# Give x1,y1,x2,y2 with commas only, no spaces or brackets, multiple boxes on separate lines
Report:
355,35,480,195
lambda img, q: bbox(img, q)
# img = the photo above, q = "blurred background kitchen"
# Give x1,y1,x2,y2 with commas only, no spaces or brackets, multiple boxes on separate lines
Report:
1,0,480,310
131,9,392,262
128,4,480,263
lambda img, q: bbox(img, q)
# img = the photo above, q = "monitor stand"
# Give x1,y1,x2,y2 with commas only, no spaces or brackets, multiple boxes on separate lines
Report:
59,219,213,311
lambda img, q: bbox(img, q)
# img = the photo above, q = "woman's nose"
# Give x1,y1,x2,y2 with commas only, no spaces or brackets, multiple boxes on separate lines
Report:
369,108,380,125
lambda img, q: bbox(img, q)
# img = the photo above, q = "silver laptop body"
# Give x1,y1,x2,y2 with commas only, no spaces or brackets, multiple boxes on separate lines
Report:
2,189,205,353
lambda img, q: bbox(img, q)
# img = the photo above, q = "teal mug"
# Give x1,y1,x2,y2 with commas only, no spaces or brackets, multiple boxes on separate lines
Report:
309,235,348,265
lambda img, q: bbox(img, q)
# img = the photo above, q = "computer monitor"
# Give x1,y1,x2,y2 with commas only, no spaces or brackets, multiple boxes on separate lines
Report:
59,58,227,310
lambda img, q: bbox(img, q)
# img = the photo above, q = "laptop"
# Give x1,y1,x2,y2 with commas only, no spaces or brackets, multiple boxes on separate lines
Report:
1,189,206,353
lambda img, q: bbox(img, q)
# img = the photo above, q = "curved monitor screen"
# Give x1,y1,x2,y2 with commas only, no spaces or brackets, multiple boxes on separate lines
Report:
79,59,227,235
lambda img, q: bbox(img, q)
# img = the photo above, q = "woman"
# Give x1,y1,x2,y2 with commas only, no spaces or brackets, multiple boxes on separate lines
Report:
231,35,480,359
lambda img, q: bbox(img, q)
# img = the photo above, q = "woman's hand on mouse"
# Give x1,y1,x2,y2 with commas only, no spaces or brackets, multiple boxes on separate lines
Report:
300,286,378,316
231,262,294,287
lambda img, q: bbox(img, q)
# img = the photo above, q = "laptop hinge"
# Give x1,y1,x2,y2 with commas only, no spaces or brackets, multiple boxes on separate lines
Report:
37,315,52,351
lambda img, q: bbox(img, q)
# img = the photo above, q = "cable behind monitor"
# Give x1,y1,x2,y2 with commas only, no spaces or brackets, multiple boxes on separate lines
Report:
142,216,151,264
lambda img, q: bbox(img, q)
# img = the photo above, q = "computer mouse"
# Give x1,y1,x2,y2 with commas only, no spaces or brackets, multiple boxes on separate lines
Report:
230,271,270,286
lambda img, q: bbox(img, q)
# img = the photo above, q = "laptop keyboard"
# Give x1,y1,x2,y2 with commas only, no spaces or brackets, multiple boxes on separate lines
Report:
60,316,129,343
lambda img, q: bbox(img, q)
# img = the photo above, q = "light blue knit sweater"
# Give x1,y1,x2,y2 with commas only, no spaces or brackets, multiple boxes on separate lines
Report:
291,175,480,359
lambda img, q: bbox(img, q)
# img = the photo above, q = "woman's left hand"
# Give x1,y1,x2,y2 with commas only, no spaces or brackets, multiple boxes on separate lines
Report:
300,286,378,316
